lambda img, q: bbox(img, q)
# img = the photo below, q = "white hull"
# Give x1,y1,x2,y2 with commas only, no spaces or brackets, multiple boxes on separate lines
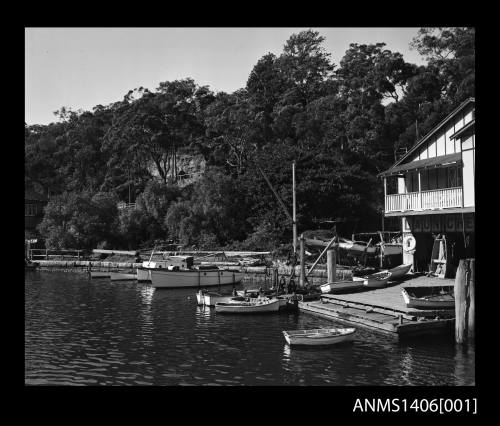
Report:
151,269,244,288
136,268,151,282
109,272,137,281
401,289,455,309
353,272,391,288
90,271,110,278
320,281,364,294
215,299,280,313
204,293,235,306
283,328,356,346
388,263,412,280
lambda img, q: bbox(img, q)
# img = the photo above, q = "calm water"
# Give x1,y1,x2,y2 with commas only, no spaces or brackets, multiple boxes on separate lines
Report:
25,271,475,386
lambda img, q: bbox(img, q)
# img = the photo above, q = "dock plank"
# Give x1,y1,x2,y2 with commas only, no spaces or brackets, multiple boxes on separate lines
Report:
321,275,455,318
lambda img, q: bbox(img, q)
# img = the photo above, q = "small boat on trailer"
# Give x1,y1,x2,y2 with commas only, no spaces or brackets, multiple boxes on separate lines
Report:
109,271,137,281
320,280,365,294
215,298,280,314
354,271,391,288
401,285,455,309
283,328,356,346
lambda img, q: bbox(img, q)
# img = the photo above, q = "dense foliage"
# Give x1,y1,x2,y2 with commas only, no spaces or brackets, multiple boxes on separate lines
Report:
27,28,475,251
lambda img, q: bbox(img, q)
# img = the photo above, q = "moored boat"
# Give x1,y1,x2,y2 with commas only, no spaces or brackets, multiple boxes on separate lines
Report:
401,285,455,309
320,280,365,294
215,298,280,313
203,291,237,307
109,271,137,281
151,267,244,289
283,327,356,346
90,271,111,279
387,263,412,280
354,271,391,288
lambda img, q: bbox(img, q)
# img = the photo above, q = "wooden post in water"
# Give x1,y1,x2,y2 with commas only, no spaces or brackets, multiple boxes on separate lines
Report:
299,234,305,288
467,258,475,341
327,249,336,283
454,258,475,344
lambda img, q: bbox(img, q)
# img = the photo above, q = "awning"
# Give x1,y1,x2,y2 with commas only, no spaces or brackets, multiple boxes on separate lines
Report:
379,152,462,178
450,119,474,140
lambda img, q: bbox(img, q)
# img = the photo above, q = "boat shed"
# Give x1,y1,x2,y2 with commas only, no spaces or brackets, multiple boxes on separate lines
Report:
379,98,475,277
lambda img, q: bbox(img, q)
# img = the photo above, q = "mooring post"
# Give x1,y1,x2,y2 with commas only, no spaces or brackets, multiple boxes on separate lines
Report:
455,258,475,344
327,249,336,283
299,234,305,288
468,258,475,341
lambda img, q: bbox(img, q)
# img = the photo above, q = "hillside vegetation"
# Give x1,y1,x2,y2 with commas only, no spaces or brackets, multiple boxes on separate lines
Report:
25,28,475,251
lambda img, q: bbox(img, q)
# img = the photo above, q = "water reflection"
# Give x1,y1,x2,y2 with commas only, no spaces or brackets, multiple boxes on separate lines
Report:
25,272,476,386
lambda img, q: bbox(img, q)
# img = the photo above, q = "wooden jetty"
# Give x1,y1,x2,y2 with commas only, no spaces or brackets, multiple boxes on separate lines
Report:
299,275,455,338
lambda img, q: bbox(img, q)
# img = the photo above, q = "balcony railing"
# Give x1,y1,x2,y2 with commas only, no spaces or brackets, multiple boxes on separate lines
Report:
385,187,463,213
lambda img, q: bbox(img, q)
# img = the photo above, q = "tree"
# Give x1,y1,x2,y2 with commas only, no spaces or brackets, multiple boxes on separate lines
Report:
38,191,119,250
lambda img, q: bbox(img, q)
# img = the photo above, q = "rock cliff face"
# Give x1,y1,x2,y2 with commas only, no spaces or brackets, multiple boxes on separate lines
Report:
148,152,206,187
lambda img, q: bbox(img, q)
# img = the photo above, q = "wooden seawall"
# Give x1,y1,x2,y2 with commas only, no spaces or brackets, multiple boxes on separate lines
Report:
299,276,456,338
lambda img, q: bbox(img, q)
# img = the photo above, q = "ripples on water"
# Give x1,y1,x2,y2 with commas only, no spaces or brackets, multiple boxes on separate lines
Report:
25,271,475,386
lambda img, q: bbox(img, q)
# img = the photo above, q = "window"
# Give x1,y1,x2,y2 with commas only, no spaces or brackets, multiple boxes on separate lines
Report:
25,203,37,216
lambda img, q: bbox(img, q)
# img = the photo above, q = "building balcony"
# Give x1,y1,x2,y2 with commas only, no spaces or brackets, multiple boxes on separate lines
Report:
385,187,463,214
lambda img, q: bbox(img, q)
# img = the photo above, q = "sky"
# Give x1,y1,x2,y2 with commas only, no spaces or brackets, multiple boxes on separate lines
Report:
25,27,427,125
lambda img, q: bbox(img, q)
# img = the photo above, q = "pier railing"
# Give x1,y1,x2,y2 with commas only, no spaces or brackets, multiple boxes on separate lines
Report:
385,187,463,213
29,248,85,260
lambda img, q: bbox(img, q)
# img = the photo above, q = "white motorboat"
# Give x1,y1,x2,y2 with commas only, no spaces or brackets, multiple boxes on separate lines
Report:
283,328,356,346
151,267,244,289
196,290,237,307
320,280,364,294
109,271,137,281
215,298,280,313
137,255,195,282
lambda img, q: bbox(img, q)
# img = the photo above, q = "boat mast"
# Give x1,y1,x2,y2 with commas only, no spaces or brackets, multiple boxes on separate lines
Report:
292,161,297,255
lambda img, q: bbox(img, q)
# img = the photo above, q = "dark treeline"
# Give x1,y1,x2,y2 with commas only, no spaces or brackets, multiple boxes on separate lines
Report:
25,28,475,252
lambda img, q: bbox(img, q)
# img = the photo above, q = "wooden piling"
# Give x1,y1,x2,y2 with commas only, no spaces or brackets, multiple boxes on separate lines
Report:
454,258,475,344
467,259,475,340
327,249,336,283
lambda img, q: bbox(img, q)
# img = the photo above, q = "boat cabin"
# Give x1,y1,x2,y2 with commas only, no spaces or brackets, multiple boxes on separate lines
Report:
379,98,475,277
148,255,194,269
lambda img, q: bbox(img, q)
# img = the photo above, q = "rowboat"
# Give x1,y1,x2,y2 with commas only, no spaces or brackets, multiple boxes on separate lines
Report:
354,271,392,288
320,280,365,294
109,272,137,281
151,267,245,289
401,285,455,309
283,328,356,346
215,298,280,313
90,271,111,279
387,263,412,280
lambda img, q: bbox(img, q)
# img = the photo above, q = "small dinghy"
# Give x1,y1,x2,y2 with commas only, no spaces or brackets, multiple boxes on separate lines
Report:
215,298,280,313
320,280,365,294
374,263,412,282
283,328,356,346
401,285,455,309
353,271,391,288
